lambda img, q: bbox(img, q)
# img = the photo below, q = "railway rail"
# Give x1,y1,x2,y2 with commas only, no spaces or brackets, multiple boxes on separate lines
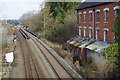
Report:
15,28,40,79
19,29,30,39
22,28,75,79
25,29,37,37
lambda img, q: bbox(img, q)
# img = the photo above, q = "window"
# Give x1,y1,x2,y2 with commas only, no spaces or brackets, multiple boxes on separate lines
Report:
97,12,99,22
96,9,100,23
89,27,92,38
79,12,82,23
114,6,120,20
114,32,115,42
103,28,109,42
115,9,119,20
112,29,115,42
104,8,109,23
89,10,92,23
89,13,92,23
84,14,86,23
84,26,86,37
104,30,108,42
79,26,82,36
104,11,108,22
83,11,86,23
96,27,100,40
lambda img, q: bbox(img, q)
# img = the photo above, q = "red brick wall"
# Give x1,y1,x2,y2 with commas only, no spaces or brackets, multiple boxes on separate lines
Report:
77,2,120,44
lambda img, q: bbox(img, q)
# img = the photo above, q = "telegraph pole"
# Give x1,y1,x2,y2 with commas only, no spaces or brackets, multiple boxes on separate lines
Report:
44,15,45,36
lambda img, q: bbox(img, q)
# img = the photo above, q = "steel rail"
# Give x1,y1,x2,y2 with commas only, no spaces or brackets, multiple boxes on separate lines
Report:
19,29,41,79
23,38,41,80
27,54,33,79
24,29,74,79
31,37,61,79
15,29,28,80
34,36,74,79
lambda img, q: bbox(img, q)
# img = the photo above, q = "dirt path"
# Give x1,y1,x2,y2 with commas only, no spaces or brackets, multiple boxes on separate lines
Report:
9,40,25,78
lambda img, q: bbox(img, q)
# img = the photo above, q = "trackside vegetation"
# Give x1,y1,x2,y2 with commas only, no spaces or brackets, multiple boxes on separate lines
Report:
20,2,120,78
20,2,81,43
100,9,120,77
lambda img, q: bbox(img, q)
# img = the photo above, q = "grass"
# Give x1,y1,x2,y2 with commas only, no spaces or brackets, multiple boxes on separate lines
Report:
65,53,68,57
87,40,96,46
87,57,93,64
92,48,98,52
3,24,14,35
78,43,84,46
2,40,7,49
85,68,90,74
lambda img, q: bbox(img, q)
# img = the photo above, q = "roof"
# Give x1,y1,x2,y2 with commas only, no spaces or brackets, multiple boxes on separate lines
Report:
86,41,110,53
76,2,110,10
67,35,110,53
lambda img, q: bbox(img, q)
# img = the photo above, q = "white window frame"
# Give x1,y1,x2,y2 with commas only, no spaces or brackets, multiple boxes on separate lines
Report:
114,6,120,10
114,6,120,20
89,10,92,13
115,10,118,20
89,10,92,23
104,8,109,23
79,12,82,23
79,26,82,36
96,9,100,12
89,27,92,38
96,9,100,23
96,27,100,40
83,11,87,23
114,32,115,42
84,26,86,37
103,28,109,42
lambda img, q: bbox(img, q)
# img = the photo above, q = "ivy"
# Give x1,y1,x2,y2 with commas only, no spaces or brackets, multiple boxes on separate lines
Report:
114,9,120,65
100,43,119,64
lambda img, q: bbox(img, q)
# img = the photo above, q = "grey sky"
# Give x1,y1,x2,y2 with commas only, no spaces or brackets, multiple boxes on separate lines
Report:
0,0,119,20
0,0,44,20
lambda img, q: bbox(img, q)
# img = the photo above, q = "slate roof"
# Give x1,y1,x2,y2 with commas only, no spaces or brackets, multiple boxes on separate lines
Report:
76,2,110,10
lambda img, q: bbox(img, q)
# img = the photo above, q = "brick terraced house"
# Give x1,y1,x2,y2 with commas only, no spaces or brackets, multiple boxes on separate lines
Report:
76,2,120,44
66,2,120,61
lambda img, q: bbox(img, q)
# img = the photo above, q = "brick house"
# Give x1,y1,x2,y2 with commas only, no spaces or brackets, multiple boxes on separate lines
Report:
76,2,120,44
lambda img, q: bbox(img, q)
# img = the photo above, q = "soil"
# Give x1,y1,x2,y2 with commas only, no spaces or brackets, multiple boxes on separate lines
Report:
41,38,67,58
1,41,16,78
9,40,26,78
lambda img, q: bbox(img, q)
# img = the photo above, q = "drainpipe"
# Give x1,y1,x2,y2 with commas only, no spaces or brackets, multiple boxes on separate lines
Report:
93,8,95,39
77,10,79,36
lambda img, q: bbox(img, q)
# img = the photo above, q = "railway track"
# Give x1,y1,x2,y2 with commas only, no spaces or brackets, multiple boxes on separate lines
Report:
15,28,40,79
23,28,74,79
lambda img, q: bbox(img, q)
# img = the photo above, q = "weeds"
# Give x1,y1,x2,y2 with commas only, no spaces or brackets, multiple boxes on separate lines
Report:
2,40,7,49
92,48,98,52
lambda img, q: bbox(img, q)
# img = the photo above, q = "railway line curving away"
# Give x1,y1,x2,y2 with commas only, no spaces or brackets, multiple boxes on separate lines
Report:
14,28,82,79
15,28,58,79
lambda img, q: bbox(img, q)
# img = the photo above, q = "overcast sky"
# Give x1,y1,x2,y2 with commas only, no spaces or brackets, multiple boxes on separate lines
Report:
0,0,119,20
0,0,44,20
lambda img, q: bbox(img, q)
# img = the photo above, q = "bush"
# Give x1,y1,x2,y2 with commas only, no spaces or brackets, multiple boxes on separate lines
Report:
114,9,120,65
100,43,119,64
44,10,77,43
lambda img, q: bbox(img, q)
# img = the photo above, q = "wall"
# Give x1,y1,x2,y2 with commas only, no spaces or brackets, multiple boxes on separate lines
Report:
77,2,119,43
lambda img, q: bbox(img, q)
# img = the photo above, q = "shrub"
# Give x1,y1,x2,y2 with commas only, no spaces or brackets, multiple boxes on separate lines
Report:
44,10,77,43
100,43,119,64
